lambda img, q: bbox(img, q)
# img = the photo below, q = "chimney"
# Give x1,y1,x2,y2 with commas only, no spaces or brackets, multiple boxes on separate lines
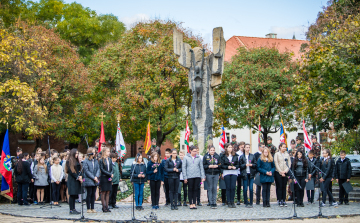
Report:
265,33,277,39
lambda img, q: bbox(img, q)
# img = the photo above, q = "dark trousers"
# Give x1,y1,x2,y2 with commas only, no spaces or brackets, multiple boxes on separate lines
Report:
86,186,96,209
221,189,227,203
322,178,334,204
150,180,161,206
339,179,349,203
51,183,61,202
275,172,288,202
262,182,271,204
109,184,118,206
187,178,201,205
164,177,170,204
307,190,315,203
224,174,237,203
236,175,242,202
168,178,180,205
197,183,201,204
256,185,261,203
44,184,50,202
178,180,188,202
17,182,29,205
69,194,77,210
29,182,35,201
295,176,306,204
243,174,254,205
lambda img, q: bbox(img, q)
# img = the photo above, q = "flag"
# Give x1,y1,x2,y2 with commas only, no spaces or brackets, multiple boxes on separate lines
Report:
0,129,13,200
279,118,288,148
98,121,105,153
115,123,126,159
219,126,227,153
303,120,312,154
258,116,263,143
184,120,190,153
144,121,151,154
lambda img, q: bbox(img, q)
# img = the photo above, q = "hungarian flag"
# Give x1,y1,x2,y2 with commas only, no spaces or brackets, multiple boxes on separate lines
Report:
303,120,312,154
219,126,227,153
0,129,13,200
115,123,126,159
184,120,190,153
279,118,288,148
144,121,151,154
98,121,106,153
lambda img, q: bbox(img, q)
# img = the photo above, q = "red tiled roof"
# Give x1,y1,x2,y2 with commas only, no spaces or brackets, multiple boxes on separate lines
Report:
225,36,309,62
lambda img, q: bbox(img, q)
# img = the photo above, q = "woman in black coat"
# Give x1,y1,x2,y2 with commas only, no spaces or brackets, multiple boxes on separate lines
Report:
66,149,82,214
291,150,308,207
14,154,33,205
99,147,114,212
220,143,240,208
164,149,182,210
83,147,100,213
320,149,337,207
239,144,257,207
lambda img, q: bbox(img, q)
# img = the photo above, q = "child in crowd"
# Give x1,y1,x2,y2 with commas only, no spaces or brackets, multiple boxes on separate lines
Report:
161,149,171,205
335,150,352,205
50,157,63,206
34,157,49,205
178,151,188,206
307,150,318,204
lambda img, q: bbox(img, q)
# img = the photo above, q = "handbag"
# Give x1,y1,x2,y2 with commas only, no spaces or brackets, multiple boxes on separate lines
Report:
118,181,129,193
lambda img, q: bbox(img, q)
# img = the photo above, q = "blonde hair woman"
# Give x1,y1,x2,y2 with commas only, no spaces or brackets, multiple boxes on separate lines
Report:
99,147,113,212
257,148,275,207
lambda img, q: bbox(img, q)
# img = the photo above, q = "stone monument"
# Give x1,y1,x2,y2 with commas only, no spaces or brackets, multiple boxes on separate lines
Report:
173,27,225,152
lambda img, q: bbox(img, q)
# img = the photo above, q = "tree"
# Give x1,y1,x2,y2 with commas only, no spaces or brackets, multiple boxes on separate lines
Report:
296,10,360,131
0,0,126,64
89,20,203,147
0,23,91,144
0,25,48,135
214,47,298,141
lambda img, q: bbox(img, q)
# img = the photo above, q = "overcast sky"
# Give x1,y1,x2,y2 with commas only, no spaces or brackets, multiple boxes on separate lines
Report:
63,0,328,44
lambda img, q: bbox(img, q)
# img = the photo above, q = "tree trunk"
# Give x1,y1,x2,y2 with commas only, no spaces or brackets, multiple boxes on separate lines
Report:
312,122,317,135
131,143,137,157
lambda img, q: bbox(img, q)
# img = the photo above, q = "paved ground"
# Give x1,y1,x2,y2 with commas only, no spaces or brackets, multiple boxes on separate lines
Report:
0,201,359,222
1,212,359,223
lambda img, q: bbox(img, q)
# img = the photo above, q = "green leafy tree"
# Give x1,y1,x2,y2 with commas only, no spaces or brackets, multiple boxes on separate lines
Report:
89,20,203,147
296,11,360,131
214,47,298,140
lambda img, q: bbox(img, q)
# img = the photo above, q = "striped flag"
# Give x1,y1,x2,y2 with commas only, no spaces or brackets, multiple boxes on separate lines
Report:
219,126,227,153
98,121,105,153
303,120,312,154
115,123,126,159
184,120,190,153
144,120,151,154
279,118,288,148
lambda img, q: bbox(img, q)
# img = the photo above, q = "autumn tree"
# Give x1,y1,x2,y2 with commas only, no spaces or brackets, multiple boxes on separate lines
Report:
0,23,91,145
296,0,360,131
89,20,203,147
214,47,298,141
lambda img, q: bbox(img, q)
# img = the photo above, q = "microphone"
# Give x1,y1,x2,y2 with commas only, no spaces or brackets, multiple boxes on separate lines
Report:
285,158,288,162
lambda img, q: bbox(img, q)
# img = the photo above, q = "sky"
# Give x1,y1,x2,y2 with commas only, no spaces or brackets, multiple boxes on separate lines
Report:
62,0,328,44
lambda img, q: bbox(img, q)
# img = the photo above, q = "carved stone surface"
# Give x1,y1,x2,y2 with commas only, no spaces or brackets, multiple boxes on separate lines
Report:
173,27,225,152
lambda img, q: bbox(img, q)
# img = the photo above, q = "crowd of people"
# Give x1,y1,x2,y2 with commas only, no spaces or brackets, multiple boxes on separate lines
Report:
12,134,353,214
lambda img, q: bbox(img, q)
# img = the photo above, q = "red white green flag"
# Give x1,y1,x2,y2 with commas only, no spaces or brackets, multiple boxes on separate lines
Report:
184,120,190,153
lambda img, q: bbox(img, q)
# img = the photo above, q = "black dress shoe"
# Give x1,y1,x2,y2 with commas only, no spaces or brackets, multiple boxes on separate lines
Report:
174,205,178,210
237,201,240,205
345,202,349,205
197,202,202,206
171,205,175,210
228,203,232,208
112,205,119,208
183,201,188,206
232,203,236,208
263,203,266,207
177,201,182,206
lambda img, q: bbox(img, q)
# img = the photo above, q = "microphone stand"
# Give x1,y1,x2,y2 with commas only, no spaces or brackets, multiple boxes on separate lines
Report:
307,158,323,217
285,159,300,218
129,163,137,222
79,134,89,221
41,136,58,209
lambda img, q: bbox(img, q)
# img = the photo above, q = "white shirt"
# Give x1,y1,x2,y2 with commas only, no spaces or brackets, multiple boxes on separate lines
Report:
106,158,110,171
223,155,239,177
245,154,250,173
236,150,243,157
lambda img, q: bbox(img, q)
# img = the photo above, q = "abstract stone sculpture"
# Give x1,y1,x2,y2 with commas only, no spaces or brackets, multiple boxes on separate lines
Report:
173,27,225,152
